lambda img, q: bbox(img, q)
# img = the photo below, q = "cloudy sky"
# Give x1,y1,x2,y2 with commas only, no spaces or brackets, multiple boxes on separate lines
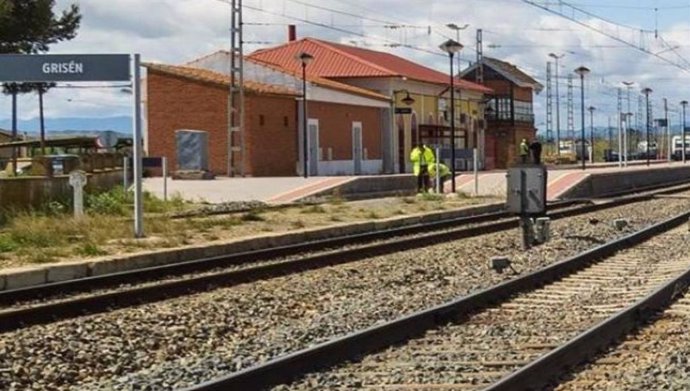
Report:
3,0,690,133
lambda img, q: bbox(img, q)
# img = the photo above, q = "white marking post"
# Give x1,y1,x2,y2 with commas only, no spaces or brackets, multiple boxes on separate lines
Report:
473,148,479,197
68,170,87,218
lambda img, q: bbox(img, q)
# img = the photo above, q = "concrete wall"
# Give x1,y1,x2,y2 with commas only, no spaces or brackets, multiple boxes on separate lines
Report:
560,166,690,199
310,174,417,200
0,170,124,210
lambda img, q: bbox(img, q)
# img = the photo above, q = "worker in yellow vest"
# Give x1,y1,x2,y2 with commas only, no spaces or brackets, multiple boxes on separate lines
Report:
519,139,529,164
410,143,435,193
428,162,450,192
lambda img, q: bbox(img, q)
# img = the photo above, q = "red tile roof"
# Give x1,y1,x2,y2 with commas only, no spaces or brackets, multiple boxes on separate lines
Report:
246,56,389,101
143,63,299,96
249,38,493,94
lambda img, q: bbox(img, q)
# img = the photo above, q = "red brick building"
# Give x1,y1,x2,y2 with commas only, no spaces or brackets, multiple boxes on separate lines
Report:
248,37,492,174
145,57,391,177
461,58,543,169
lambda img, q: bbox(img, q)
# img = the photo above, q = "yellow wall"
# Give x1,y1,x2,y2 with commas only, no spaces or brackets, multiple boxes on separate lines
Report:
394,91,483,173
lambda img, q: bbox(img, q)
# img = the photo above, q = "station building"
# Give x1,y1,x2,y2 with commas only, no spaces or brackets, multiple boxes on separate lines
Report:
146,35,543,176
249,37,493,174
461,57,543,169
145,55,390,177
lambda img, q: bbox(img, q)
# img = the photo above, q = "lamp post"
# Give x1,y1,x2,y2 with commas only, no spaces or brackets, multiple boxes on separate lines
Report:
642,87,653,166
446,23,468,74
549,53,565,155
297,51,314,178
439,39,464,193
622,81,634,165
588,106,596,163
574,66,590,170
680,100,688,164
392,89,415,173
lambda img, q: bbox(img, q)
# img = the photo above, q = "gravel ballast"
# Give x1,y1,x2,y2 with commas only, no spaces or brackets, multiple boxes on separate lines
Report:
0,197,688,391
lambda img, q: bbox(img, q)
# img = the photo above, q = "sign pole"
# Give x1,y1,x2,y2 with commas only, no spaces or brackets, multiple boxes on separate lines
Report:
123,156,129,190
163,156,168,202
435,146,441,193
132,54,144,238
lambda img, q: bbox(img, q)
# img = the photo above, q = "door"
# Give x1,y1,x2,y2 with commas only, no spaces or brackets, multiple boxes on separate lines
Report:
397,115,405,173
352,122,363,175
308,119,319,176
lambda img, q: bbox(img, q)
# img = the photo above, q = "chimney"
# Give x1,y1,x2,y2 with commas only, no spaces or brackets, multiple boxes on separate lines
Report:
288,25,296,42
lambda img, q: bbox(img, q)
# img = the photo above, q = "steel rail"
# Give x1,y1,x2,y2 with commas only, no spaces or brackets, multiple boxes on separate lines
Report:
1,183,689,334
485,249,690,390
179,210,690,391
2,179,687,307
0,189,680,333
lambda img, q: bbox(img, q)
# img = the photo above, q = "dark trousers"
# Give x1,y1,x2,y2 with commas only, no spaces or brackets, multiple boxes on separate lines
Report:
417,165,429,192
520,154,528,164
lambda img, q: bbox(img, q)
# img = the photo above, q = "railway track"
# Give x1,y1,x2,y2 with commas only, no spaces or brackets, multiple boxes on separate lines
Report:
549,282,690,391
2,193,690,390
182,210,690,391
1,184,689,334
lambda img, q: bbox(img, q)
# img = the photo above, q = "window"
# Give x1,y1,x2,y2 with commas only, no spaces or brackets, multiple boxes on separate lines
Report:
487,97,534,122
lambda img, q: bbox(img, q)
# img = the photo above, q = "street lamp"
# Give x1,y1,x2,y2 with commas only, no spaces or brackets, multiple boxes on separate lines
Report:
296,51,314,178
549,53,565,155
447,24,469,73
574,66,590,170
588,106,596,163
641,87,653,166
395,90,415,106
439,39,464,193
682,100,688,163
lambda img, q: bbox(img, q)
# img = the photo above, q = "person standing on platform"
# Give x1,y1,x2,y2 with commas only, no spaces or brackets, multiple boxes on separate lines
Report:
410,143,435,193
530,138,543,165
519,138,529,164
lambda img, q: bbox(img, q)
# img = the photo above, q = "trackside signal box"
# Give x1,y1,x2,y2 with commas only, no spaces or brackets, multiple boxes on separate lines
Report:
506,165,548,216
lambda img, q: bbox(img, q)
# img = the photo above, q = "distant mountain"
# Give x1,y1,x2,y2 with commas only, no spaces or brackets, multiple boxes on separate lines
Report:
0,116,132,133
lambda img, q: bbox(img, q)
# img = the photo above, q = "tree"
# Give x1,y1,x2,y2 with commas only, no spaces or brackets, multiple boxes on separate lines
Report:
0,0,81,161
0,0,81,55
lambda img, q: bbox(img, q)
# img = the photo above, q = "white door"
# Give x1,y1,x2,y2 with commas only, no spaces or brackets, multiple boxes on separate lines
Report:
308,119,319,176
352,122,363,175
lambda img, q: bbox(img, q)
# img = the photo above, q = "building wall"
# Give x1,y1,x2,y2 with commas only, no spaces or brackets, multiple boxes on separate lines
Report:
245,95,298,176
147,70,388,177
308,101,382,161
147,70,298,177
147,70,229,175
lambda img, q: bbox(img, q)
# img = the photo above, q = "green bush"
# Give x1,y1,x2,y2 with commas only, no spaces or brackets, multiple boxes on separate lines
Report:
86,188,129,216
0,235,18,253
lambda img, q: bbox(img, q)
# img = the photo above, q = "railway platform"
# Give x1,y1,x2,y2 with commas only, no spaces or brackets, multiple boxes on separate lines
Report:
144,161,690,204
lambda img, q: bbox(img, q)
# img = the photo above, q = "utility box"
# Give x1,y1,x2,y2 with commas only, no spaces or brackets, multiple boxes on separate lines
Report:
175,129,209,172
506,165,548,215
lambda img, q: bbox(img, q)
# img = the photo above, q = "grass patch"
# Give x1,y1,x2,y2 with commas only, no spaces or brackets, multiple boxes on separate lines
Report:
402,197,417,204
291,220,306,229
301,205,327,214
419,193,444,202
0,235,18,253
74,242,108,257
366,211,380,219
241,210,266,222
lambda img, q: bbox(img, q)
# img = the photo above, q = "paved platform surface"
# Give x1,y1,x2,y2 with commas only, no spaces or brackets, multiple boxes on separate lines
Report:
452,162,689,200
143,162,689,204
143,177,347,203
